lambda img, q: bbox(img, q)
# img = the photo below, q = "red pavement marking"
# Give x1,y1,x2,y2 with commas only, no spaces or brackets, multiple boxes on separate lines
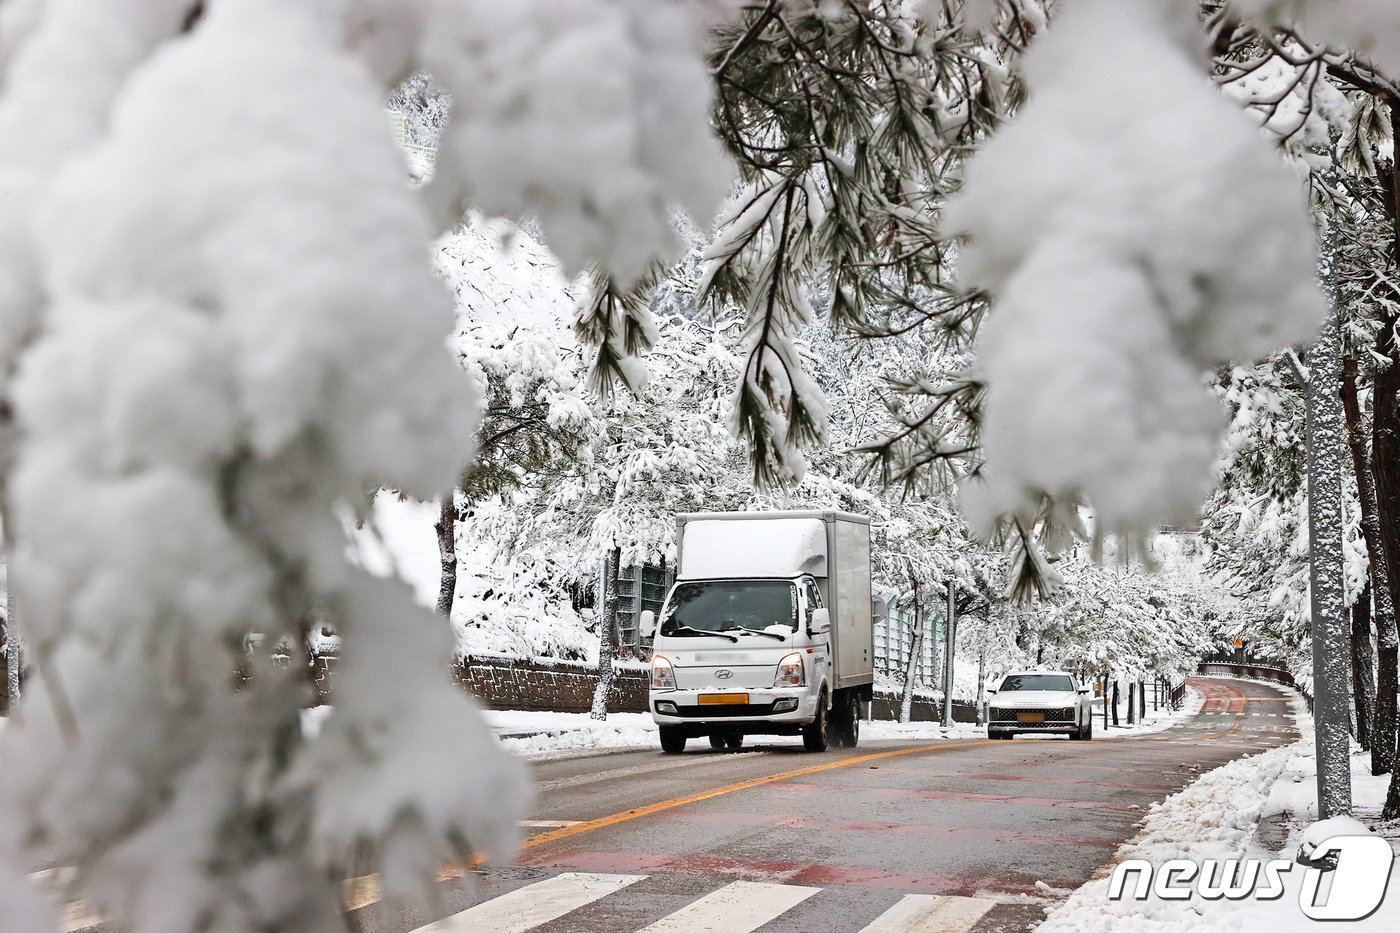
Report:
866,769,1182,792
768,780,1146,812
649,809,1127,848
522,848,1058,897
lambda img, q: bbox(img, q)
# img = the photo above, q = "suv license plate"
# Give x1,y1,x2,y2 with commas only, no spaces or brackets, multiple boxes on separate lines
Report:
1017,712,1045,723
699,694,749,705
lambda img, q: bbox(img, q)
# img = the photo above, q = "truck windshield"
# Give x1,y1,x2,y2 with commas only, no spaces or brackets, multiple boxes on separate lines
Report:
999,674,1074,692
660,581,798,637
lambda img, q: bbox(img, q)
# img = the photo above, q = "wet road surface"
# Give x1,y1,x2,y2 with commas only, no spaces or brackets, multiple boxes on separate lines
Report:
349,676,1299,933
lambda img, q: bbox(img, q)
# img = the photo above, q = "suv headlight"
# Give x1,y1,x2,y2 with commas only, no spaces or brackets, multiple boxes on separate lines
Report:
774,652,805,687
652,655,676,690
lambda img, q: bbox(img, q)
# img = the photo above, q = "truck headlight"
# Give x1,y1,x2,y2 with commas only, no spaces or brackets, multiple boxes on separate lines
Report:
774,653,804,687
652,655,676,690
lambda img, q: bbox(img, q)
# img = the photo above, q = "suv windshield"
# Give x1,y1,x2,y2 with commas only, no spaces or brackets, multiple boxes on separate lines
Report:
999,674,1074,692
660,581,797,636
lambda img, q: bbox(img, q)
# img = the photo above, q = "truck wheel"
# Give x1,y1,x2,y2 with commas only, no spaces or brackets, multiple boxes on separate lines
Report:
1082,720,1093,741
724,734,743,749
829,691,860,748
660,726,687,754
803,692,830,752
709,734,726,750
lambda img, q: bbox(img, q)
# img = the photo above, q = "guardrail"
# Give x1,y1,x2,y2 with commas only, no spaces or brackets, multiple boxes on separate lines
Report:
1196,660,1312,710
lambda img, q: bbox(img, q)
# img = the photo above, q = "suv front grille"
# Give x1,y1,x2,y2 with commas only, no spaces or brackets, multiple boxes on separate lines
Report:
991,707,1075,722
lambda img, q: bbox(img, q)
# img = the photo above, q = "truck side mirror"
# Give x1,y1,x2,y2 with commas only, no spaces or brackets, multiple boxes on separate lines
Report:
1077,687,1090,695
809,607,831,635
639,610,656,639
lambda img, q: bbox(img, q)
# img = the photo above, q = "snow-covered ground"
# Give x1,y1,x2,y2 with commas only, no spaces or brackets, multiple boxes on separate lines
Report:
466,686,1203,759
1038,690,1400,931
486,710,659,758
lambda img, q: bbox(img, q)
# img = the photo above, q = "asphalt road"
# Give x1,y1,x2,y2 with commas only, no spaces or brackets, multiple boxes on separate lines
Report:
351,676,1299,933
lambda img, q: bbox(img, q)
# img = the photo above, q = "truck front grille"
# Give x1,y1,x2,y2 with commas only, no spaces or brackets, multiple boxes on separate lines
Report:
667,702,777,718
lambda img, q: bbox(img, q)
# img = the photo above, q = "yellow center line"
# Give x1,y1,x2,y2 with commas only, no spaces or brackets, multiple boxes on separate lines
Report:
518,739,997,852
1204,689,1248,741
338,739,997,912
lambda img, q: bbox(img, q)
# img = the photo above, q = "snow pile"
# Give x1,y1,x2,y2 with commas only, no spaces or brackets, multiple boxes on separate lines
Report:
1037,738,1308,932
948,0,1323,540
488,710,659,758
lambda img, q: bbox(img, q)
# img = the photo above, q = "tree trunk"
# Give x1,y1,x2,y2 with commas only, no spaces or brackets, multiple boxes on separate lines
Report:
590,548,622,721
1306,271,1353,819
1126,678,1136,725
3,617,17,716
1343,352,1397,770
434,492,458,618
941,582,956,727
1351,582,1378,749
1377,101,1400,818
975,647,986,726
899,577,923,724
1102,672,1110,729
1111,681,1119,726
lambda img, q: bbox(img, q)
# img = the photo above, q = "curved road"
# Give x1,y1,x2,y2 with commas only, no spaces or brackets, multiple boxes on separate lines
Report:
351,677,1298,933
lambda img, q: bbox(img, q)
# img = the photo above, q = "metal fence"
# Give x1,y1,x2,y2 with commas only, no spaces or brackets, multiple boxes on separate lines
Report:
617,562,672,656
873,588,945,689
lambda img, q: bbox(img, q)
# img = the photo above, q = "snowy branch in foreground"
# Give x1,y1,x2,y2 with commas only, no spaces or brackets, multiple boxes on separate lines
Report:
950,0,1324,542
0,0,734,929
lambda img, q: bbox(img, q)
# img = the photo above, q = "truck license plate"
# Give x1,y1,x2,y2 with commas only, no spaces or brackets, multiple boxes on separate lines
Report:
1017,712,1044,723
699,693,749,705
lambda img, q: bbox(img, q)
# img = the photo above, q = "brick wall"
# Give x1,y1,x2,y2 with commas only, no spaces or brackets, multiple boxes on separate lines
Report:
448,655,976,723
453,655,649,713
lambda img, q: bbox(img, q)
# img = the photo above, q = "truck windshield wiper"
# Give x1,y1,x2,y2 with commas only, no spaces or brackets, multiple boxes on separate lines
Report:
723,626,787,641
667,625,738,642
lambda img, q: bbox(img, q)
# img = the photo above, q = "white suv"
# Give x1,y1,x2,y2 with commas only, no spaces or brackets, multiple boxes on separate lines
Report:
986,671,1094,740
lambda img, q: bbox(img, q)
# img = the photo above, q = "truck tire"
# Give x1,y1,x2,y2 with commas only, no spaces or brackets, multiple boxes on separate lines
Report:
803,692,830,752
829,691,860,748
660,726,687,754
1082,719,1093,741
724,734,744,749
709,734,726,750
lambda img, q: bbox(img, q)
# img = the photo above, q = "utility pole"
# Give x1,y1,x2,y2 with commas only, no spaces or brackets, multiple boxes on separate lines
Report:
942,581,956,727
3,586,17,714
1306,243,1353,819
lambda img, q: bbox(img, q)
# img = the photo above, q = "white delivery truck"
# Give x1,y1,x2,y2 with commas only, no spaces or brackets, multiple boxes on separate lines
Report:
639,510,874,754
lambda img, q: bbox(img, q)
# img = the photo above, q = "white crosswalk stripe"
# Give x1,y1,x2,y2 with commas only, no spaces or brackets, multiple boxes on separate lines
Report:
857,893,999,933
410,871,643,932
406,872,1005,933
637,879,820,932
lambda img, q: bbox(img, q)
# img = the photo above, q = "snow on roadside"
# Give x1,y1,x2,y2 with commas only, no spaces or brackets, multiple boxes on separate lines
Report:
472,688,1206,759
485,710,657,759
1037,737,1307,932
1094,685,1203,740
1031,688,1400,932
862,719,988,742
